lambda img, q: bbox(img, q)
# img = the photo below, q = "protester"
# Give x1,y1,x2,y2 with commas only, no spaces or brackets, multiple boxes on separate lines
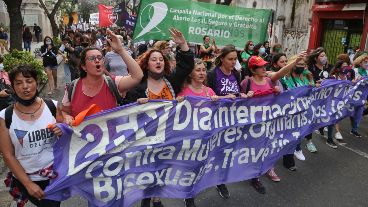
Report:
177,58,217,207
329,58,355,142
199,35,217,70
104,37,128,76
307,47,332,83
239,40,254,78
152,40,176,72
123,28,194,207
90,31,103,49
353,52,368,79
281,54,314,169
206,45,247,199
22,27,33,52
65,32,84,81
58,37,73,86
0,65,63,207
40,36,58,95
33,23,42,43
0,27,9,54
61,29,143,120
264,41,270,55
241,51,307,190
0,55,13,110
306,48,331,140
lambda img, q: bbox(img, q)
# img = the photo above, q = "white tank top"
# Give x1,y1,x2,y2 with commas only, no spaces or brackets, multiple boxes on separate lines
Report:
0,100,57,181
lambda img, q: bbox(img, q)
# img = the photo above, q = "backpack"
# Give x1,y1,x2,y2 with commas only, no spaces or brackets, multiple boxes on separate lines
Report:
5,98,56,129
67,76,124,106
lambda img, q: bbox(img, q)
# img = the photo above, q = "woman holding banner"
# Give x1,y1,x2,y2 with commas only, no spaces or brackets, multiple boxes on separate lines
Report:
0,65,63,207
281,54,314,170
206,45,247,200
124,28,194,207
241,51,307,192
61,29,143,122
176,58,217,207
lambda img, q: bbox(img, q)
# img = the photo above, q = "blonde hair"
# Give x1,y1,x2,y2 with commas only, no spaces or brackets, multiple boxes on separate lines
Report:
153,41,169,51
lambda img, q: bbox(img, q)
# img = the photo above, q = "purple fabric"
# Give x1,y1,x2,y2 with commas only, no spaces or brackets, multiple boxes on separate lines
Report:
45,79,368,207
214,67,240,96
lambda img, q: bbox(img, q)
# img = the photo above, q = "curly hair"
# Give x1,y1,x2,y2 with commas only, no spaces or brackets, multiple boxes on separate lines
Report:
137,49,171,77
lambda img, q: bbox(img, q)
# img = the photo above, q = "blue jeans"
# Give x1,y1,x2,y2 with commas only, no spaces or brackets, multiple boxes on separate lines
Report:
24,41,31,52
350,106,364,132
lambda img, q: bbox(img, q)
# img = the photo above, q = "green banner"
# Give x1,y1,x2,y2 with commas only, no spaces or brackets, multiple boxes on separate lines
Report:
133,0,272,48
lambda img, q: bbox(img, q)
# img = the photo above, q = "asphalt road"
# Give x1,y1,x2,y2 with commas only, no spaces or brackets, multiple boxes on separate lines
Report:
1,63,368,207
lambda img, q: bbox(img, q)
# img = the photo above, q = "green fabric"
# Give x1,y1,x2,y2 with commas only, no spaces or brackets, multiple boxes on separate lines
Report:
283,74,313,90
358,67,368,76
240,51,252,68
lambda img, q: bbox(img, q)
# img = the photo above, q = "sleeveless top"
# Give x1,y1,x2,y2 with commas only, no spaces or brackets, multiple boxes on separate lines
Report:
0,100,58,181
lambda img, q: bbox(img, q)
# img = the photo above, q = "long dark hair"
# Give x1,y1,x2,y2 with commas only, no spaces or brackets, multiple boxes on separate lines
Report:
43,36,54,46
307,47,325,67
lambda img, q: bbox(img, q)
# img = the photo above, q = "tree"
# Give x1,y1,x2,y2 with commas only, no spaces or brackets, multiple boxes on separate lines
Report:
3,0,23,51
80,1,95,23
38,0,64,37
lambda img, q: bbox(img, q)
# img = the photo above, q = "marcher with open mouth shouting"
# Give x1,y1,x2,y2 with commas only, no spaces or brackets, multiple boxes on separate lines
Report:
124,28,194,207
61,29,143,123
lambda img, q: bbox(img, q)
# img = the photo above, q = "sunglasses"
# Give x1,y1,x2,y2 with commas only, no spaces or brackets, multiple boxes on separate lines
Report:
86,55,104,62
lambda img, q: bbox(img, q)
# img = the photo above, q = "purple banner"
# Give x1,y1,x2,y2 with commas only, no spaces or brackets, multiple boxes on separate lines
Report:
45,79,368,207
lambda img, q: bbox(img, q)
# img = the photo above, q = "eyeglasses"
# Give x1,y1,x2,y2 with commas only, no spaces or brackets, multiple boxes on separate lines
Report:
86,55,104,62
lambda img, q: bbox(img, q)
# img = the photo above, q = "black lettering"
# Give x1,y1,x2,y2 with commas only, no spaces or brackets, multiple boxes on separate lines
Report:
28,133,35,143
35,130,41,141
41,129,47,140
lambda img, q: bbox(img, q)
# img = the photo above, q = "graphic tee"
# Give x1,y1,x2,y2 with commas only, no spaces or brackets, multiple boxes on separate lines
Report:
0,100,58,181
214,67,240,96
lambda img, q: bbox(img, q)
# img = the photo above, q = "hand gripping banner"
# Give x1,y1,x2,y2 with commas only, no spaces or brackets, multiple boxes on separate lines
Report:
45,79,368,207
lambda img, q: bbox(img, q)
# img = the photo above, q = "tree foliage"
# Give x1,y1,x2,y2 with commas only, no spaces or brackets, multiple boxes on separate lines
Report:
80,1,95,23
38,0,64,37
3,50,47,83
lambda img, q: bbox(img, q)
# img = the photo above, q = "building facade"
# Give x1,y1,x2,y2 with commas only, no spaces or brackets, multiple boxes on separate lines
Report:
0,0,53,40
309,0,367,60
198,0,367,59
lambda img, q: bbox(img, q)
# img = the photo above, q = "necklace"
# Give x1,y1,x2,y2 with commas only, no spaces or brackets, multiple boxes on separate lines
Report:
15,100,43,119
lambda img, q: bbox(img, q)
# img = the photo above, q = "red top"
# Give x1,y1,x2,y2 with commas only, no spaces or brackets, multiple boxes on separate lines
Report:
70,80,117,117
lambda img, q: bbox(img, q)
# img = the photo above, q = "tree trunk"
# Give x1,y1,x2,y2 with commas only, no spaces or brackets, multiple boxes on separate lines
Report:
4,0,23,51
49,15,59,37
38,0,63,37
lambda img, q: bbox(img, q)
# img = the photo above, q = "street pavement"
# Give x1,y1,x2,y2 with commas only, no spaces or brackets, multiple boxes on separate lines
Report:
1,60,368,207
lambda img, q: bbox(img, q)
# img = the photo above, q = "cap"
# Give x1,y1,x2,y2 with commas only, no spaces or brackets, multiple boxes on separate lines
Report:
248,56,268,69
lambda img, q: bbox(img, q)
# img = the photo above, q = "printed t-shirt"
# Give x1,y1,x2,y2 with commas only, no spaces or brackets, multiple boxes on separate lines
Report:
214,67,240,96
0,100,58,181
